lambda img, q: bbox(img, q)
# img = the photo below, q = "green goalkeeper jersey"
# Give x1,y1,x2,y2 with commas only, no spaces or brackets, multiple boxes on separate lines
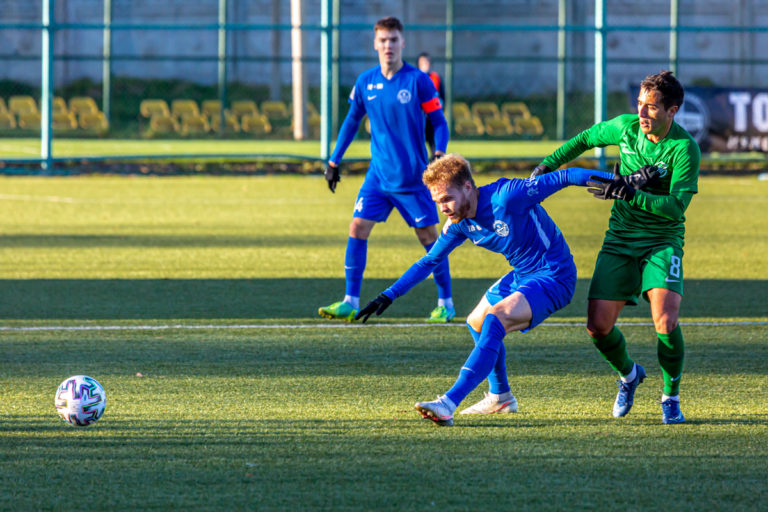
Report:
542,114,700,246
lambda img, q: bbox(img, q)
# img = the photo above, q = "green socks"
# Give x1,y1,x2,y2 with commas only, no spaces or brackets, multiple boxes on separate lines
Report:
591,326,634,377
657,325,685,396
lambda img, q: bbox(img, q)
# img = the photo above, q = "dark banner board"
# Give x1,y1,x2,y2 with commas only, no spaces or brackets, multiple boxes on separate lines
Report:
629,86,768,153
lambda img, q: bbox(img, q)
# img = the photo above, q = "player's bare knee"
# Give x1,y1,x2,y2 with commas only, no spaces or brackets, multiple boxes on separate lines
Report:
653,313,678,334
586,320,612,339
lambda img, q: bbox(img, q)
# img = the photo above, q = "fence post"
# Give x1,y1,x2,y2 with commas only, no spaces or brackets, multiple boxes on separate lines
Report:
320,0,332,160
593,0,607,169
669,0,679,74
444,0,454,133
218,0,228,136
556,0,567,140
103,0,112,123
41,0,54,172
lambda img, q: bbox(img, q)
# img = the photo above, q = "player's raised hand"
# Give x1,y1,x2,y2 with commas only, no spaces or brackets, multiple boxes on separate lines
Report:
587,163,635,201
530,164,552,178
325,163,340,193
355,293,393,323
624,165,660,190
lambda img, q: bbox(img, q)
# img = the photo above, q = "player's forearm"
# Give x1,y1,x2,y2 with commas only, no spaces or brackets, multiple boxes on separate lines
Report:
527,168,611,202
428,109,449,153
329,109,364,164
384,257,441,300
630,190,692,220
541,132,595,169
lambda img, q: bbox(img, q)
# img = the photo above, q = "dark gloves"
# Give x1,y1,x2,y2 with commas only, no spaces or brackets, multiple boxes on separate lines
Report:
587,163,636,201
624,165,660,190
429,152,444,163
530,164,552,178
354,293,393,323
325,163,340,193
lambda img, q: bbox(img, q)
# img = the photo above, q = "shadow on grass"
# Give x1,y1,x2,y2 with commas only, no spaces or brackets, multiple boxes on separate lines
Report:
0,278,766,320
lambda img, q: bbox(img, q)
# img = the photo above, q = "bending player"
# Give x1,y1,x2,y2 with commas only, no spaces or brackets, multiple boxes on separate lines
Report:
532,70,699,424
356,154,657,426
319,16,454,323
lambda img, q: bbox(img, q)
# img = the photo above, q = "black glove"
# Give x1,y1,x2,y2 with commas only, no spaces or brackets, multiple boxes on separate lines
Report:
624,165,660,190
354,293,393,323
530,164,552,178
429,152,444,163
587,163,636,201
324,163,340,193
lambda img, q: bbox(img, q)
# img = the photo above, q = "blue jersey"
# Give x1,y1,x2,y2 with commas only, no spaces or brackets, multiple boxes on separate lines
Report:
383,168,610,299
330,62,445,192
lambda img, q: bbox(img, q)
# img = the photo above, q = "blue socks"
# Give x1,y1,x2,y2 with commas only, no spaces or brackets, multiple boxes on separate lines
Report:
445,314,507,406
467,322,510,394
424,241,452,300
344,237,367,299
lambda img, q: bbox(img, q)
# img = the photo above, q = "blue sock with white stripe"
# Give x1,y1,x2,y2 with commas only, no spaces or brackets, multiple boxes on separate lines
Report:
424,240,452,301
344,237,367,300
445,314,507,406
467,322,510,394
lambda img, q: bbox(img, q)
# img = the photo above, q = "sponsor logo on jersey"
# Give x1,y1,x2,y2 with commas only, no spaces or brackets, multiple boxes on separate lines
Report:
397,89,412,104
354,197,364,212
367,83,384,91
655,161,669,177
493,220,509,237
619,141,636,155
524,177,539,197
367,95,377,100
414,215,427,223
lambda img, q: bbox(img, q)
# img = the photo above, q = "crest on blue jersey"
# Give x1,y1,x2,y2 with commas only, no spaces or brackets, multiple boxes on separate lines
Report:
493,220,509,237
397,89,412,104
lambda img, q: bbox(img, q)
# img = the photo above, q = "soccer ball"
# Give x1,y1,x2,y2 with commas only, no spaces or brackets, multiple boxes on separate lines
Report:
54,375,107,427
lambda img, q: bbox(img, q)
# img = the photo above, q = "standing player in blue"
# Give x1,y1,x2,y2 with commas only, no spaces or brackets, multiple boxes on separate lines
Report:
319,16,454,324
356,154,657,426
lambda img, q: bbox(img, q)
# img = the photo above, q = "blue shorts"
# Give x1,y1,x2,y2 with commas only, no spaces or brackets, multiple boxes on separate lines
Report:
485,267,576,333
352,176,439,228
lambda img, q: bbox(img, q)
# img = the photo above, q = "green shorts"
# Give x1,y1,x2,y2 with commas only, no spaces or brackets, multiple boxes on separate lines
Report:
588,242,684,305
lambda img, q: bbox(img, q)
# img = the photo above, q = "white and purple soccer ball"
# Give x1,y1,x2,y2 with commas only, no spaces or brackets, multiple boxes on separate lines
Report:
54,375,107,427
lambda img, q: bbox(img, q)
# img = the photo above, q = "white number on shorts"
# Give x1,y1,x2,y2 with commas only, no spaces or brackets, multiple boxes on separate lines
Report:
669,255,681,278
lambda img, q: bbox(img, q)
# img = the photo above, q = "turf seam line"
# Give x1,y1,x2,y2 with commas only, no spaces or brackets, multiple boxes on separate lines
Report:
0,320,766,332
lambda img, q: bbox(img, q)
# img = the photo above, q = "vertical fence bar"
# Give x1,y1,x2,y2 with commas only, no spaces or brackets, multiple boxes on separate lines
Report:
320,0,332,160
444,0,454,132
331,0,340,135
669,0,679,74
102,0,112,122
41,0,54,171
594,0,606,169
218,0,227,135
291,0,306,140
556,0,567,140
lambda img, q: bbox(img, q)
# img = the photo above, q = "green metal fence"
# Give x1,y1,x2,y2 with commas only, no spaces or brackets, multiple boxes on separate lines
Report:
1,0,767,172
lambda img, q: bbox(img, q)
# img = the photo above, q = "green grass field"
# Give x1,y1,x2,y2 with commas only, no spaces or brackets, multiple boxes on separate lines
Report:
1,174,767,510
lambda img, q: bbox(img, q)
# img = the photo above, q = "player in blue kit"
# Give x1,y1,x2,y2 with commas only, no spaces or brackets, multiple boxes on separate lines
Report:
319,16,454,324
356,154,656,426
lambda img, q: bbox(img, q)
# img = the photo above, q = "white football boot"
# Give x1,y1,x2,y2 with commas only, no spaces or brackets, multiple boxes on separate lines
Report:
459,391,518,415
414,397,454,426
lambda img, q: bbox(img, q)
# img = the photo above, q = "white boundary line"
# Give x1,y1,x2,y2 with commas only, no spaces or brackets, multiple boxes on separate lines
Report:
0,320,766,333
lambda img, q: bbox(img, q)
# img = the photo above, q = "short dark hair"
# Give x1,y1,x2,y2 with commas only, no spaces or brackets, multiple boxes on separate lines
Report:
640,70,684,110
374,16,403,33
418,52,430,59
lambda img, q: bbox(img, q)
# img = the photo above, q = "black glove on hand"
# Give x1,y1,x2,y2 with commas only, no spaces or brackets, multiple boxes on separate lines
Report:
587,163,636,201
624,165,660,190
355,293,393,323
429,152,444,163
530,164,552,178
325,163,340,193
